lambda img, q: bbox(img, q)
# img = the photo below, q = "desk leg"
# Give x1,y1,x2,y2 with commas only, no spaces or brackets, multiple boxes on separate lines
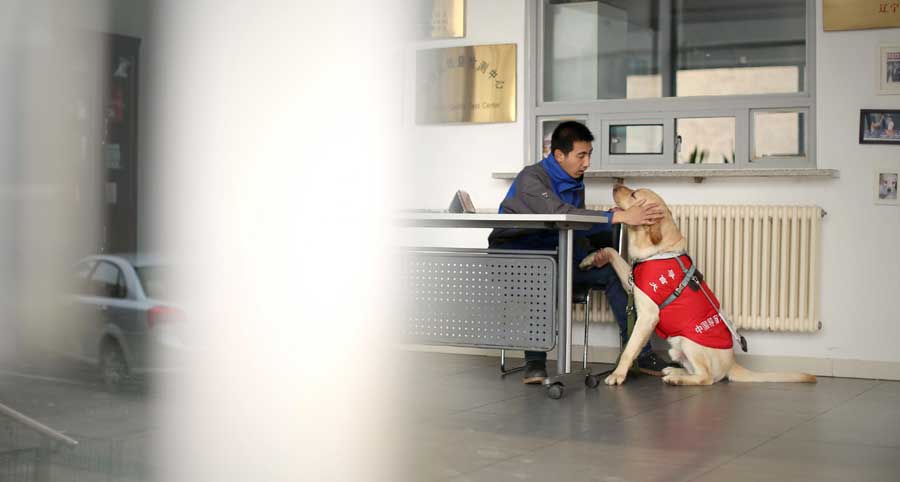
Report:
544,228,591,399
557,229,573,376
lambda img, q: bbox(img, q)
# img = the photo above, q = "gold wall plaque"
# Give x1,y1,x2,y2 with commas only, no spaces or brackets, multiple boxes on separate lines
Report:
428,0,464,39
824,0,900,31
416,43,516,124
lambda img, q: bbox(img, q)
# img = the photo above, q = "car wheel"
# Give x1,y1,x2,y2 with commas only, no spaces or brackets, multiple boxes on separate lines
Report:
100,342,129,391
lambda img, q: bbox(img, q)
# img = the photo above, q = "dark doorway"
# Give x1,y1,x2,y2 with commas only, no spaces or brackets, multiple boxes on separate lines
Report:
101,34,140,254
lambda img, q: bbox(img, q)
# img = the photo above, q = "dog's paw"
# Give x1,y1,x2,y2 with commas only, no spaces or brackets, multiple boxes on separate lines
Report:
604,370,628,386
662,374,682,385
578,252,596,270
661,366,686,377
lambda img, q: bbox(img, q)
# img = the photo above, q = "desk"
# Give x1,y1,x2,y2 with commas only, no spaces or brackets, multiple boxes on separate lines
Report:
398,212,609,390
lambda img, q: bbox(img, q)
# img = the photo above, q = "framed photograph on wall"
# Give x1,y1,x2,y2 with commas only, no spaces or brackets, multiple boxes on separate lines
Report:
874,168,899,205
416,0,465,39
878,44,900,95
878,44,900,94
859,109,900,144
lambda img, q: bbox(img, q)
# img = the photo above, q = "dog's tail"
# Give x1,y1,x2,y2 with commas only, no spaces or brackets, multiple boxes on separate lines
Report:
727,363,816,383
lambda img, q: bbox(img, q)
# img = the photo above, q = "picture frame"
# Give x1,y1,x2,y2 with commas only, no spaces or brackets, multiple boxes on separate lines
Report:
417,0,465,40
878,44,900,95
874,168,899,205
859,109,900,144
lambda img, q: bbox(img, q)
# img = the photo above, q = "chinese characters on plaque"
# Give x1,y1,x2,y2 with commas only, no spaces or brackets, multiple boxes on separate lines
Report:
824,0,900,31
416,43,516,124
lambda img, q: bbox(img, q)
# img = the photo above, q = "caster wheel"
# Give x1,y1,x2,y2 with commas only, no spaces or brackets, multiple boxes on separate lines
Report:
585,375,600,388
546,383,564,399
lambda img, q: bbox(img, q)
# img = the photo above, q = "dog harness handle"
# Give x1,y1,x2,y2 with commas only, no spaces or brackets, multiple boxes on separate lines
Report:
658,256,696,311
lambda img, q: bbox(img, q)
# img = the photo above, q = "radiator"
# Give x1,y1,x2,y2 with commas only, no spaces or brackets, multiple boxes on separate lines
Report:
580,205,823,333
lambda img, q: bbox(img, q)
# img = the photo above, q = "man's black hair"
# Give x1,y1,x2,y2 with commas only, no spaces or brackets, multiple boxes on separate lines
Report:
550,121,594,156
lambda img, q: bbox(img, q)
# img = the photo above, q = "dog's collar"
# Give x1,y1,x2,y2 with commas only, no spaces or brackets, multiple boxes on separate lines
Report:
631,251,687,266
627,251,688,288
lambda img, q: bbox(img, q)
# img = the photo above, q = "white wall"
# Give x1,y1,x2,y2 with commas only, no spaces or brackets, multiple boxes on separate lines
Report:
401,0,527,249
405,0,900,374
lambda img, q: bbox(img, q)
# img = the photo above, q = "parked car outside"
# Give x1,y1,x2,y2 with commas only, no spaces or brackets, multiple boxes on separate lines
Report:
56,254,186,389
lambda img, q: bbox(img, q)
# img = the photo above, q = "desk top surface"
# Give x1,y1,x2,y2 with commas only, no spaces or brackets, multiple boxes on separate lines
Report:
396,212,609,229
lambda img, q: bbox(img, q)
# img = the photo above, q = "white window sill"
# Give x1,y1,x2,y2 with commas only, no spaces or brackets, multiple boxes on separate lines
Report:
492,168,840,183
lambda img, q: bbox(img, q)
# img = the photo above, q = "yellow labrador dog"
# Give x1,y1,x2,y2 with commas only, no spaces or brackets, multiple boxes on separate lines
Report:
590,185,816,386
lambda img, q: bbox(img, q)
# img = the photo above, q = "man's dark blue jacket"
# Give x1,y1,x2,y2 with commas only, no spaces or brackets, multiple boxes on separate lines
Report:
488,153,614,262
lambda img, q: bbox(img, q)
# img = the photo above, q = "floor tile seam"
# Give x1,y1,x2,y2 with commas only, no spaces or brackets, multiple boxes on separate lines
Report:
763,406,838,440
553,388,714,439
449,392,540,415
679,404,840,482
617,389,709,419
769,432,900,451
507,439,754,482
566,405,674,439
630,456,742,482
406,406,493,426
442,367,499,378
679,433,786,482
704,384,890,420
795,381,889,421
693,409,900,478
453,437,570,477
834,380,888,404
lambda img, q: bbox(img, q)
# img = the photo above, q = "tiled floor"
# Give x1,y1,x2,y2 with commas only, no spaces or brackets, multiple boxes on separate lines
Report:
397,352,900,482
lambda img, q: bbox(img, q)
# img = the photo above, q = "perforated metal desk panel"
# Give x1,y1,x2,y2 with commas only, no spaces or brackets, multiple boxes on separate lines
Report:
402,252,557,351
397,212,609,377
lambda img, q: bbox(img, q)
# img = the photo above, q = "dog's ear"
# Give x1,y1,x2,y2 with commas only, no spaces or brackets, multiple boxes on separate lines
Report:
648,222,663,245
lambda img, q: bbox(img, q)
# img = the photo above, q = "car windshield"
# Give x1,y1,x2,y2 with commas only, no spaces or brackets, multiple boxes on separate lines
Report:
135,265,170,300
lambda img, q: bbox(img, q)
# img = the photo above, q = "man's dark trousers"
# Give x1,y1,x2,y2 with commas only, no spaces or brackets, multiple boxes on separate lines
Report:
523,263,652,363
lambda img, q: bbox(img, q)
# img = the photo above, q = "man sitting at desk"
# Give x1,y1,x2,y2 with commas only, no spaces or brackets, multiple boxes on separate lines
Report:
488,121,667,384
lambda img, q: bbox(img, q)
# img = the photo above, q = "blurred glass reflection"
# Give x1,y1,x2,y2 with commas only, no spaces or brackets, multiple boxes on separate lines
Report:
1,1,402,481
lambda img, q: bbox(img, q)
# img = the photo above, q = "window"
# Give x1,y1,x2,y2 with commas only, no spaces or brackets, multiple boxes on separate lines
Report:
89,261,128,299
751,109,807,161
136,266,170,300
676,117,735,165
610,124,664,155
529,0,815,169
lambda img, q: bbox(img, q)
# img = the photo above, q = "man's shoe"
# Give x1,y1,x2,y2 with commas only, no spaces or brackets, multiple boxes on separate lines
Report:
636,352,669,377
522,361,548,384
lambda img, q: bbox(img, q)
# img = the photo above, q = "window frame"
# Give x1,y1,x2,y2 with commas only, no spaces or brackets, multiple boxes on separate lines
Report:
524,0,817,170
749,107,810,165
88,260,128,300
603,118,671,166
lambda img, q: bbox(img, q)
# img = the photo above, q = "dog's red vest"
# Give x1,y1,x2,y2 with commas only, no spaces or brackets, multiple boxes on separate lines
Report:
633,255,733,349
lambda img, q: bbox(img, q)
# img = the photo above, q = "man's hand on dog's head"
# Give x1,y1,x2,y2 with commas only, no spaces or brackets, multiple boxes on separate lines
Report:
617,199,665,226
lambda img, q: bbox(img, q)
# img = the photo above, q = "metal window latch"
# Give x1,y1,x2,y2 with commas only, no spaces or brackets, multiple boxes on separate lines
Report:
675,135,683,154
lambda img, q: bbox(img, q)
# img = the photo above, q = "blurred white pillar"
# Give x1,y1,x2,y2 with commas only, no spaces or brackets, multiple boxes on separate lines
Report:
146,2,407,480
